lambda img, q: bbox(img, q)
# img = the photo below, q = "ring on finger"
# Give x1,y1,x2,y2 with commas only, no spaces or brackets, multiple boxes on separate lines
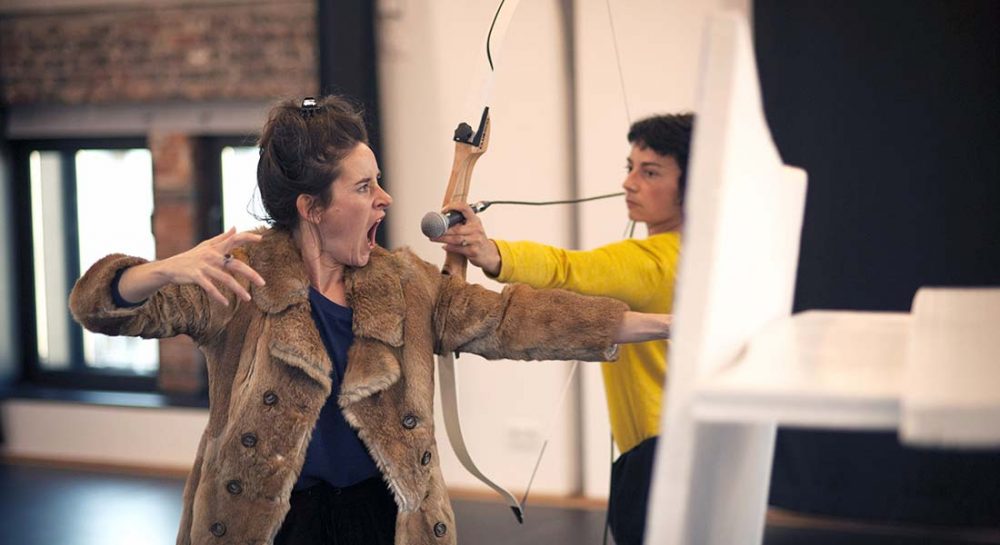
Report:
223,253,234,267
460,238,468,247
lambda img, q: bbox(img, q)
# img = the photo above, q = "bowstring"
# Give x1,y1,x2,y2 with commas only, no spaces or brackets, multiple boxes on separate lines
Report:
481,191,623,208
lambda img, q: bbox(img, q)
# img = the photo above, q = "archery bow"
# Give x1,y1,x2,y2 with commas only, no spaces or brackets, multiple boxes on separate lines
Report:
435,0,526,524
436,0,635,525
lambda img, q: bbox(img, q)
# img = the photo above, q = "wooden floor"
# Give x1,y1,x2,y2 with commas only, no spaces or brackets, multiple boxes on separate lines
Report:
0,461,996,545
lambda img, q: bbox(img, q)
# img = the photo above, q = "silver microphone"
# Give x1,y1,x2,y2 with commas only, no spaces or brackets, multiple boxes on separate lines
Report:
420,201,490,238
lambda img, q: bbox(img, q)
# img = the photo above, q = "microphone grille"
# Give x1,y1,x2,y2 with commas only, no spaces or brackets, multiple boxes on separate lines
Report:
420,211,448,238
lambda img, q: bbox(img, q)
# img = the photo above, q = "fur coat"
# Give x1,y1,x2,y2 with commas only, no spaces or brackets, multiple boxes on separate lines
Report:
69,228,628,545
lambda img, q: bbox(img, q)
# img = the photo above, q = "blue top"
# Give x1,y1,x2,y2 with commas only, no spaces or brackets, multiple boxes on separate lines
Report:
295,287,379,489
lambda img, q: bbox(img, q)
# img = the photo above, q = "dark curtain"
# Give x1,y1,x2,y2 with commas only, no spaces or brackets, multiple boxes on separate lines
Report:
754,0,1000,526
317,0,387,246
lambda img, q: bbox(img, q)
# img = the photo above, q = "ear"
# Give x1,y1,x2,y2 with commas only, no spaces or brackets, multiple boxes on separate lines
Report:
296,194,320,224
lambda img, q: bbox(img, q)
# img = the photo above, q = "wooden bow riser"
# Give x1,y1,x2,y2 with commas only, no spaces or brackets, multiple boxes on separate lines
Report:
441,113,491,279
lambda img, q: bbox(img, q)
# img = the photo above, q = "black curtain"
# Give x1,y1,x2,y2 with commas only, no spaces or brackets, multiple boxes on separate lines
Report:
316,0,387,246
754,0,1000,526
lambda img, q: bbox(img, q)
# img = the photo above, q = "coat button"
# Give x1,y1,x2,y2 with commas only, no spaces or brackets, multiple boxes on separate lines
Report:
226,479,243,495
263,391,279,406
210,521,227,537
433,522,447,538
402,414,418,429
241,433,258,448
421,451,432,466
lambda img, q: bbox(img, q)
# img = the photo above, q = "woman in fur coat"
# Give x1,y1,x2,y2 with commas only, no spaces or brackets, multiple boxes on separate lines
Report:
69,95,671,545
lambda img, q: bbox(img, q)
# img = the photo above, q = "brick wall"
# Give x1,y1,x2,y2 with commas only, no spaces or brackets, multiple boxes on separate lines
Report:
1,1,321,394
0,0,318,106
148,132,205,393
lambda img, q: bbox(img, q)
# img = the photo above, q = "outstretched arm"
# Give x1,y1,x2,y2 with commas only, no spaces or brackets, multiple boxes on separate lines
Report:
433,274,669,363
70,227,267,342
433,205,680,313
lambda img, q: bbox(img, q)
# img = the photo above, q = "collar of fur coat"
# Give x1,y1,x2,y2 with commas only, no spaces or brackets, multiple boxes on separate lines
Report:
245,228,406,349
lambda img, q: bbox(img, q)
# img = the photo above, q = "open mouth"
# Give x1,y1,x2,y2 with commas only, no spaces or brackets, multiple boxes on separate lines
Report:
367,218,382,249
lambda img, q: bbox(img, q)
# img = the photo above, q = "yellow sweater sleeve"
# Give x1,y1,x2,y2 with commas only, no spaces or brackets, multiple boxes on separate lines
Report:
493,233,680,313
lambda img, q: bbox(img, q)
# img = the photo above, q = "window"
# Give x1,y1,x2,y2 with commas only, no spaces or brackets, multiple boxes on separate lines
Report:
12,135,261,394
221,145,267,232
15,139,159,389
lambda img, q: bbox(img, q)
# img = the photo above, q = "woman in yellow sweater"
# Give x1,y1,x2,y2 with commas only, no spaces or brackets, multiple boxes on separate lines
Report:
432,113,694,545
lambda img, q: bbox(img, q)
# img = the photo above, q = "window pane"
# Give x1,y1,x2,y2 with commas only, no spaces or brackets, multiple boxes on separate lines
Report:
30,151,71,369
221,146,267,232
75,149,158,373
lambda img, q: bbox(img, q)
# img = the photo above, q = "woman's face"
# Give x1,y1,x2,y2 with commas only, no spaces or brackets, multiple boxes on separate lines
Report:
622,143,683,235
314,142,392,267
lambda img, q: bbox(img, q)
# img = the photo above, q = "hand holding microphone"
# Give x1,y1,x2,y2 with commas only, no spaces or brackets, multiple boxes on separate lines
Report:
422,192,623,277
424,201,502,276
420,201,491,238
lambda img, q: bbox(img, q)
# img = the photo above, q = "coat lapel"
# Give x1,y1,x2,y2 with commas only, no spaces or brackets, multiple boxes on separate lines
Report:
246,231,404,402
247,229,333,388
340,247,405,406
269,303,334,389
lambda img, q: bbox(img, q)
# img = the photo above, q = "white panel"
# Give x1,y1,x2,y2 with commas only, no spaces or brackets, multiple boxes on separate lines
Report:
902,288,1000,447
645,12,807,545
697,310,906,429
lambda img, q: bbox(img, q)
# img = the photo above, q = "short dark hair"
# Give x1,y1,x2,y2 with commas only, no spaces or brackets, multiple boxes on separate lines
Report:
256,95,370,231
627,113,695,202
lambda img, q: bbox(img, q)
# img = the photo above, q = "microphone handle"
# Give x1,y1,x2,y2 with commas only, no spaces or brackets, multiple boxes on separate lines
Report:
444,201,489,229
421,201,492,238
443,210,465,228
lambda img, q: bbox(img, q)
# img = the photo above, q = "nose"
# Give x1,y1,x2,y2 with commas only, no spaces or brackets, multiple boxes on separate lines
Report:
622,171,638,193
376,185,393,208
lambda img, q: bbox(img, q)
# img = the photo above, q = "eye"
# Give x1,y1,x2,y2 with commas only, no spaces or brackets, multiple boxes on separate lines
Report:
644,169,660,178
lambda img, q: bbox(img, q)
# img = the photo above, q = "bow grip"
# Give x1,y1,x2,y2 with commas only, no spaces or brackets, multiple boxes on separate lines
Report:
441,107,491,279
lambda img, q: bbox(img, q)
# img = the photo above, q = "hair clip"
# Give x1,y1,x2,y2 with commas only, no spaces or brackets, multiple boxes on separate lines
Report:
301,97,319,117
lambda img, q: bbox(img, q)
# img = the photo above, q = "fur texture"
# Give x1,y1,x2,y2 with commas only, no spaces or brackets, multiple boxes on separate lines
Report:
69,228,628,544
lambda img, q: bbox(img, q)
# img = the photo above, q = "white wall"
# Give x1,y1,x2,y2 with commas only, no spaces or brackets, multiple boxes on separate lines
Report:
1,0,747,499
1,400,206,468
377,0,582,495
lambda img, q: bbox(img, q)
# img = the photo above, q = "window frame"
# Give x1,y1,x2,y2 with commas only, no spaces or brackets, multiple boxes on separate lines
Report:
12,137,158,392
200,135,261,236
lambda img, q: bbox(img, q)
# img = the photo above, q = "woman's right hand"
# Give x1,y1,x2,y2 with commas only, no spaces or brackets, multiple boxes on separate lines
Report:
119,227,266,306
430,203,503,276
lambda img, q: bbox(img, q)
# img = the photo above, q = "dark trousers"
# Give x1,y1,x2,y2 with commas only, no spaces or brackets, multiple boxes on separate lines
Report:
274,476,397,545
608,436,658,545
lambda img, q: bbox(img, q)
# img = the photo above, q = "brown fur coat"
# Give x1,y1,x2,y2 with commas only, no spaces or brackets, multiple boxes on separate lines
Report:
69,228,627,545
